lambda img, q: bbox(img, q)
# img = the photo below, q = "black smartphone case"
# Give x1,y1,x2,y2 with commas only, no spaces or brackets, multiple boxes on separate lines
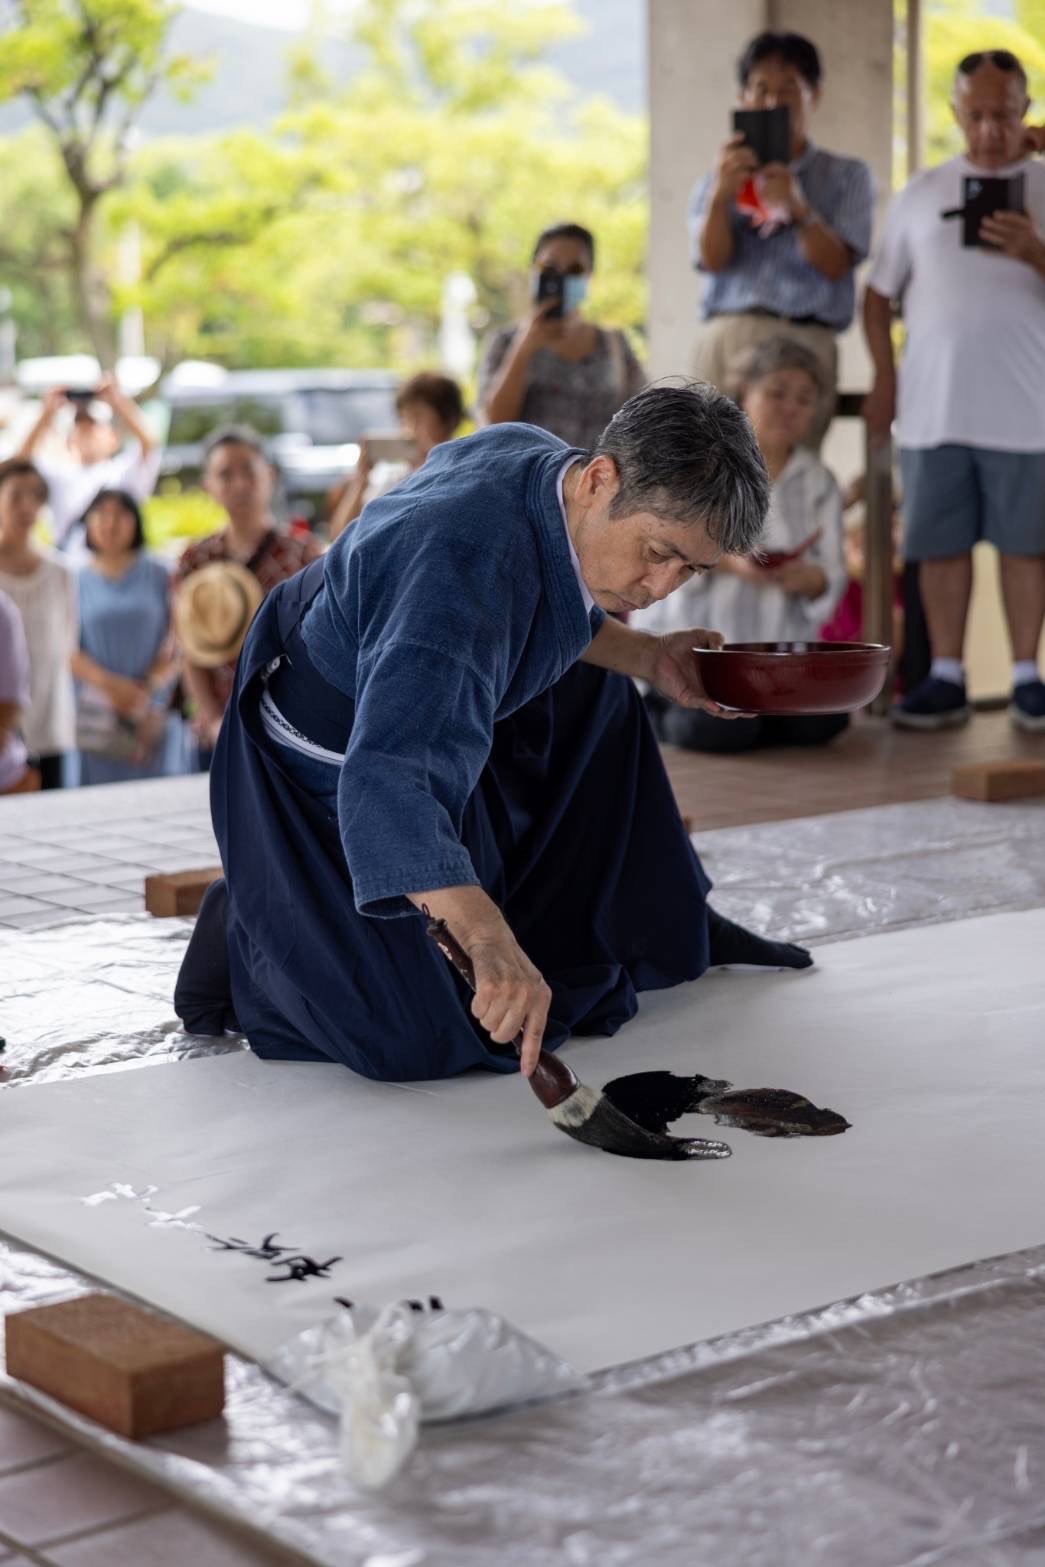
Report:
732,106,790,167
962,173,1026,248
535,269,564,318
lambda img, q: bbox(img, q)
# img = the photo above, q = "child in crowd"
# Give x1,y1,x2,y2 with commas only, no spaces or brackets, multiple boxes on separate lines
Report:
633,335,847,752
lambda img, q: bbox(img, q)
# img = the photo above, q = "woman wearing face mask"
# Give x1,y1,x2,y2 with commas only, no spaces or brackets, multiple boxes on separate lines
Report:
633,336,848,754
479,223,646,450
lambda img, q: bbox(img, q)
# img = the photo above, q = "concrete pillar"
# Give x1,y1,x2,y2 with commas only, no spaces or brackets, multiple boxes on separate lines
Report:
647,0,766,383
646,0,893,402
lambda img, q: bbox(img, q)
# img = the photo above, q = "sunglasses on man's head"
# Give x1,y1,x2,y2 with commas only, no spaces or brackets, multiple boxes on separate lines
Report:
958,49,1021,75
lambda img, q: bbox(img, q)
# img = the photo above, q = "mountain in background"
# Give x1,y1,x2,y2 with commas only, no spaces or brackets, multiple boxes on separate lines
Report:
0,0,644,137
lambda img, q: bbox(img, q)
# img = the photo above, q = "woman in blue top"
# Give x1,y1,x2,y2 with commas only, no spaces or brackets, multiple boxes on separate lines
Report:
72,489,187,786
176,385,811,1082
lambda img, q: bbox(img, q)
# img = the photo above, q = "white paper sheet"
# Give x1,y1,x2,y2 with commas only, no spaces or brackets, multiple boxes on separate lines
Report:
2,909,1044,1376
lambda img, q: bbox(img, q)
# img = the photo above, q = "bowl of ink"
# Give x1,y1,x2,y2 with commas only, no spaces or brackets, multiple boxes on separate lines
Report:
693,641,891,715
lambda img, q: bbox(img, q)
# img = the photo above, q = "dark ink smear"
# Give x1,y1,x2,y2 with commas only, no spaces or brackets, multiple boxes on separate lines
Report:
698,1088,850,1138
601,1071,734,1135
602,1072,849,1140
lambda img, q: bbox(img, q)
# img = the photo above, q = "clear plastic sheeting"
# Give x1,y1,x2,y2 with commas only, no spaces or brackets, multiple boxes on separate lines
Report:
698,796,1045,945
2,795,1045,1566
0,916,245,1084
4,1239,1045,1565
271,1303,582,1490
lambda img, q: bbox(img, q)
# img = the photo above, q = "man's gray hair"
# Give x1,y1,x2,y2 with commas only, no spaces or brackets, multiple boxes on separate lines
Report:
593,381,769,555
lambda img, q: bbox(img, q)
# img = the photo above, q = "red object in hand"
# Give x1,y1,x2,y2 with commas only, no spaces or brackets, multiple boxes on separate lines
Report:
757,528,822,571
735,177,771,225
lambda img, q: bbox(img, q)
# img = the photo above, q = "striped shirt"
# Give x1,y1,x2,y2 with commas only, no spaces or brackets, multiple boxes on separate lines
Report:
688,142,874,331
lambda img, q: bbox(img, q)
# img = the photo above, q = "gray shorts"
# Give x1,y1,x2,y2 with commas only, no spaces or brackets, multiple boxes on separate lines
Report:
899,444,1045,560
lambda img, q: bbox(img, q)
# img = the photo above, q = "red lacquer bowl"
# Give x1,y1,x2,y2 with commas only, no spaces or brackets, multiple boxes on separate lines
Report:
693,641,891,715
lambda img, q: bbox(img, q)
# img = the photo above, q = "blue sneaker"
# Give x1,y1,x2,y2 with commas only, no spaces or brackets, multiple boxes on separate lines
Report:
892,676,972,731
1010,679,1045,734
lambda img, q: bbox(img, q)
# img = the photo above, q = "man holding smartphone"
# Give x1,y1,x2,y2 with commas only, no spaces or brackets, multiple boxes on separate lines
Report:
864,50,1045,733
14,374,160,552
689,31,873,448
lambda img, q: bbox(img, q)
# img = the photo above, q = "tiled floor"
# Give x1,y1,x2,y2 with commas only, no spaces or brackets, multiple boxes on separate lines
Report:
0,1404,299,1565
0,778,217,931
2,710,1039,932
0,782,293,1561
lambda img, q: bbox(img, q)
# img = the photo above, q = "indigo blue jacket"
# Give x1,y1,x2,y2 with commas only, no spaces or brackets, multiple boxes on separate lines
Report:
300,423,604,917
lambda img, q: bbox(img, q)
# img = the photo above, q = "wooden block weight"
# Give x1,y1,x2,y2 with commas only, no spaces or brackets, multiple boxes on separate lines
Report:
5,1293,225,1439
951,760,1045,803
144,866,223,917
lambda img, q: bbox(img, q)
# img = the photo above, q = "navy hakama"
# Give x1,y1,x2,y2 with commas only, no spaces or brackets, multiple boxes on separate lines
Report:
175,425,741,1081
191,560,714,1081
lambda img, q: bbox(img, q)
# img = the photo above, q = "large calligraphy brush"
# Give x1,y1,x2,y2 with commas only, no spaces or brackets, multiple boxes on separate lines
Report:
424,916,731,1162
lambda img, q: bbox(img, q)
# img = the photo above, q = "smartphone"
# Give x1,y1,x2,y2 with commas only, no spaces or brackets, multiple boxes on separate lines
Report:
732,106,790,167
534,267,565,319
364,431,418,465
961,173,1025,248
64,388,98,405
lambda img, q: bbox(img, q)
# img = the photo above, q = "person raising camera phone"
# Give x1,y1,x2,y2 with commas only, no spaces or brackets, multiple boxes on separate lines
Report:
14,375,161,553
478,223,645,451
689,32,873,448
864,49,1045,734
327,372,465,541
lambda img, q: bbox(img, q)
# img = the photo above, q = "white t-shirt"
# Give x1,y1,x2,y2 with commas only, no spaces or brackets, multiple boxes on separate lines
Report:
0,552,78,754
630,447,846,646
867,155,1045,452
36,443,162,547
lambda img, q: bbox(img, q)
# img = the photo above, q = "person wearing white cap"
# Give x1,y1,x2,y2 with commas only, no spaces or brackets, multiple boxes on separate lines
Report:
14,374,161,552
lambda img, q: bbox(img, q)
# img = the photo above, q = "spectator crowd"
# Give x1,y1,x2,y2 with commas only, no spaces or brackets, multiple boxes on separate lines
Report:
1,30,1044,798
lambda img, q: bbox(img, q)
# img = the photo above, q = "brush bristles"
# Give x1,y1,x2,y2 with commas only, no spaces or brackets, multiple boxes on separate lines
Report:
547,1083,602,1128
549,1084,732,1162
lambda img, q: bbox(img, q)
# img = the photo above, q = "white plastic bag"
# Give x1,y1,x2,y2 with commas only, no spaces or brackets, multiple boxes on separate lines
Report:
270,1300,581,1488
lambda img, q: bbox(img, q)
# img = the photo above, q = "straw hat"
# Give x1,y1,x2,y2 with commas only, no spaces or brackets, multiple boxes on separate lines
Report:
174,561,264,668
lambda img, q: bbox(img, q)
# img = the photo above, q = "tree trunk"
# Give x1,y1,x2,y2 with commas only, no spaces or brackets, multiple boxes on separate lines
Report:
70,203,117,369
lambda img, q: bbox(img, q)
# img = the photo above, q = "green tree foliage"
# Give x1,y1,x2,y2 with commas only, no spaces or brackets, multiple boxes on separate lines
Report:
0,126,82,352
259,0,647,373
0,0,647,375
0,0,208,363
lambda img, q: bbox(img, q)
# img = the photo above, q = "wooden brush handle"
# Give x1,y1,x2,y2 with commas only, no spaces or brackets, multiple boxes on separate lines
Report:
424,917,577,1110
